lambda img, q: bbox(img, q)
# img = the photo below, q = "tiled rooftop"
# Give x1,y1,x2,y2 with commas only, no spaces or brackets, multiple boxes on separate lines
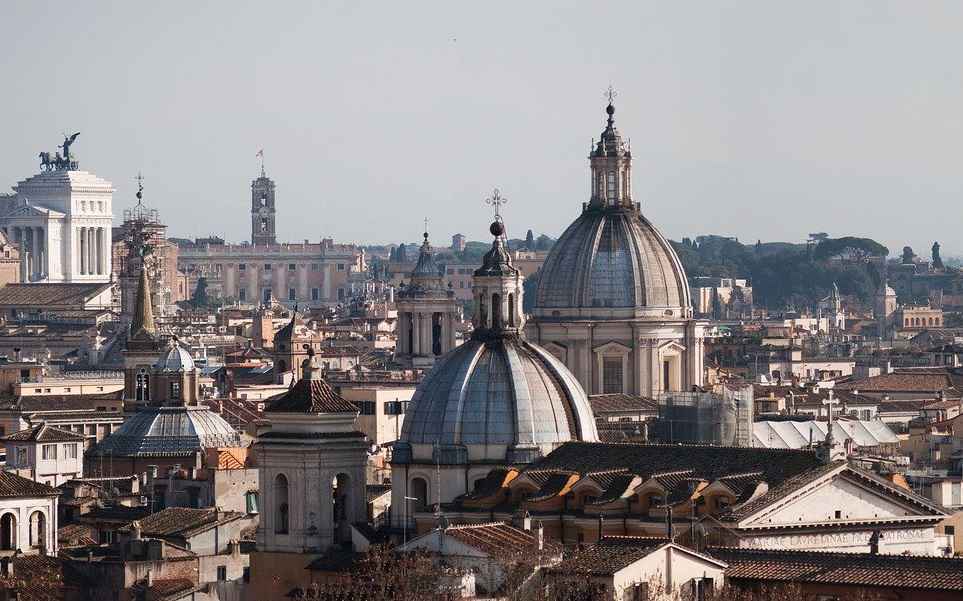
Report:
710,546,963,591
3,423,86,443
546,536,668,575
0,471,58,498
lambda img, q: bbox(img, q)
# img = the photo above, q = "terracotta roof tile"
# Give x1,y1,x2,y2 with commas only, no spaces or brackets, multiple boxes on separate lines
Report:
0,471,58,498
0,282,111,308
266,378,357,414
135,507,244,538
589,394,658,414
546,536,668,575
710,546,963,591
3,423,86,443
443,522,558,557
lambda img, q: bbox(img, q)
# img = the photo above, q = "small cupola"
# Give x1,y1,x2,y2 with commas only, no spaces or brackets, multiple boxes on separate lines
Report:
472,219,525,338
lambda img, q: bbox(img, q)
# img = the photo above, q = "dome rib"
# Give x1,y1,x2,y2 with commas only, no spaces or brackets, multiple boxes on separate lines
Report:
399,337,598,453
533,206,691,315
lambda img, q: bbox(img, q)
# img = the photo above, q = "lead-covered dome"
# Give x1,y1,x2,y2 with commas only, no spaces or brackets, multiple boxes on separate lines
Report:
400,335,598,458
154,340,195,372
91,406,242,457
534,206,691,316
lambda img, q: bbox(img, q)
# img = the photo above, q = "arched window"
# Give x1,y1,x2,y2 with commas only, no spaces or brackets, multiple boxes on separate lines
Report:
0,514,16,551
491,294,502,330
410,477,428,512
136,369,150,402
508,293,516,327
431,313,442,356
479,294,488,328
29,511,45,549
275,474,289,534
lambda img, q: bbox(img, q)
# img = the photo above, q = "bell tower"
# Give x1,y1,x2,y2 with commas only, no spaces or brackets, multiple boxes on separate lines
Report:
251,159,277,246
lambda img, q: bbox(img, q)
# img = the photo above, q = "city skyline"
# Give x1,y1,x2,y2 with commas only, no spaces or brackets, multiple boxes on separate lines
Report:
3,2,963,254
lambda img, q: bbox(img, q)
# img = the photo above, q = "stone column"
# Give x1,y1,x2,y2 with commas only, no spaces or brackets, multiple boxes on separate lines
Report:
248,265,258,304
398,313,409,355
36,227,45,278
94,228,102,275
412,313,422,356
79,227,86,275
89,228,96,275
323,265,332,301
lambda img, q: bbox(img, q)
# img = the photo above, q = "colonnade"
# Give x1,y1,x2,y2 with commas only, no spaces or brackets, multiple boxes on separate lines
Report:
77,226,108,276
5,226,46,281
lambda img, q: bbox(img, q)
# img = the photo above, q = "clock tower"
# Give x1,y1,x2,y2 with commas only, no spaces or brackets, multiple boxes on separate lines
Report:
251,165,277,246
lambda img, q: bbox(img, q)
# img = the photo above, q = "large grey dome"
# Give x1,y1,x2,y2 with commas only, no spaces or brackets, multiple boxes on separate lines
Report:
91,406,241,457
400,335,598,457
534,205,692,317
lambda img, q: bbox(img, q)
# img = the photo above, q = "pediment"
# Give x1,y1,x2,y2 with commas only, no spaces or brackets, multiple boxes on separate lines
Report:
739,467,942,528
658,340,687,355
594,340,632,355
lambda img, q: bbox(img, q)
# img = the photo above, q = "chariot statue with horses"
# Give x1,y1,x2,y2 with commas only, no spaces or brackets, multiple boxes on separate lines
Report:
38,132,80,171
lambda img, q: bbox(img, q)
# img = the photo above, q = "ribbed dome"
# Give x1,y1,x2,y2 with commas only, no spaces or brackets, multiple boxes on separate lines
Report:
534,205,691,316
92,406,241,457
154,342,195,372
400,336,598,455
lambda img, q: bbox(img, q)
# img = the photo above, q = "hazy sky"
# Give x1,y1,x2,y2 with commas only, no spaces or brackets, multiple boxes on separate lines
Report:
2,2,962,255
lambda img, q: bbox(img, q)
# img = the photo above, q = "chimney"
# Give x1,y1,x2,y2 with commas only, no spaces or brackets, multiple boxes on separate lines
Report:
146,568,153,587
535,520,544,551
131,520,142,540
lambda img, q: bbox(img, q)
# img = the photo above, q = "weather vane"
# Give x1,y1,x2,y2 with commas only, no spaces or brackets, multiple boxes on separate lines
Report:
485,188,507,222
606,85,617,104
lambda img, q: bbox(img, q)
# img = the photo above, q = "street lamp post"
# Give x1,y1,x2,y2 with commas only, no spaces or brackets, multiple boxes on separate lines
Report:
402,495,418,546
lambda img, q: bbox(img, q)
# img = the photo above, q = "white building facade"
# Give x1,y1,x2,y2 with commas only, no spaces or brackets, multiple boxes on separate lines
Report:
0,167,113,283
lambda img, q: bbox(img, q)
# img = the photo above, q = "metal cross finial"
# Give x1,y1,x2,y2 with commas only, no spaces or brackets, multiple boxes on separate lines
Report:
485,188,508,221
606,85,617,105
424,217,429,235
135,172,144,202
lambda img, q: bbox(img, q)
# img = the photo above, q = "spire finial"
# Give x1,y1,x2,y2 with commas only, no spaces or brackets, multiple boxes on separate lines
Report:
135,172,144,203
423,217,430,240
485,188,508,223
604,85,616,125
256,148,265,177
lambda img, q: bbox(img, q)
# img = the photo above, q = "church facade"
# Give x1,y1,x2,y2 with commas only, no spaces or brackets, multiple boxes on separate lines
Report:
527,101,705,397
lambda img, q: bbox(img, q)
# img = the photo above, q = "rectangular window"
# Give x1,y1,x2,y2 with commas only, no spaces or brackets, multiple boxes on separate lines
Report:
311,263,320,271
263,288,272,304
338,288,345,301
311,288,320,301
288,263,296,271
217,566,227,581
945,525,955,536
288,288,297,301
264,263,272,270
238,288,247,301
354,401,376,415
337,263,345,271
602,357,623,394
67,444,78,459
42,444,57,460
238,263,246,271
86,425,96,436
245,491,259,514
